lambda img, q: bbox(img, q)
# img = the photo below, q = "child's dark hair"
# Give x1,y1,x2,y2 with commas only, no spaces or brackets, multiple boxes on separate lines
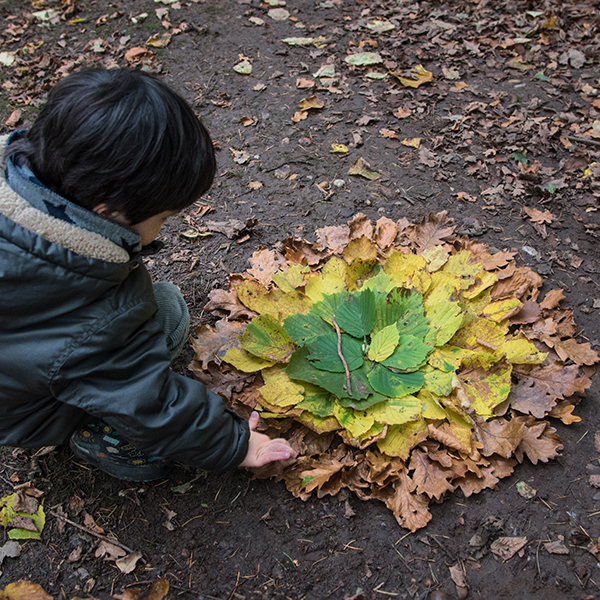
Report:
7,69,216,224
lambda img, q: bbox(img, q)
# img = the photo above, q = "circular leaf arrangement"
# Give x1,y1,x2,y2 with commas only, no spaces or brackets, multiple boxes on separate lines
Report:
190,212,599,532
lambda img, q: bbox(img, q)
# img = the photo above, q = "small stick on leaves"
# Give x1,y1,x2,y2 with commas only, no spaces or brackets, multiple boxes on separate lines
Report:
332,315,352,396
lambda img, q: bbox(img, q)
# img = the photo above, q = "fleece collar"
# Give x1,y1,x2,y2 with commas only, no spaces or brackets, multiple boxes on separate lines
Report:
0,134,135,264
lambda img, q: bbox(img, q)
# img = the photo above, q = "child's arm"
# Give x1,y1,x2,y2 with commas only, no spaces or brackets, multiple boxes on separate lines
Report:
238,411,297,468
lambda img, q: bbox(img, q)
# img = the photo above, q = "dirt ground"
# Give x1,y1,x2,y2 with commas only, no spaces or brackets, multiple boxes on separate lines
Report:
1,0,600,599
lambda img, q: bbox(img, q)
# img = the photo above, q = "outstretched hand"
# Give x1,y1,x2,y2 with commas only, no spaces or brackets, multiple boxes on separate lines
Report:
239,411,297,469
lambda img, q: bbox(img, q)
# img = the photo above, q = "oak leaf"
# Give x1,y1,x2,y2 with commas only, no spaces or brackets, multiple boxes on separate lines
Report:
524,207,554,224
409,447,455,500
204,287,257,320
553,338,599,366
490,537,528,561
316,225,350,254
248,248,287,286
513,417,563,464
190,321,246,370
539,289,565,310
405,212,455,251
510,363,590,418
348,213,374,241
371,465,432,532
475,417,524,458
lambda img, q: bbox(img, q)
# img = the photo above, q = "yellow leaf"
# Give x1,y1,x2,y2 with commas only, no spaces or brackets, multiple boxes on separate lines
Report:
377,419,428,460
321,256,348,283
330,144,349,154
342,237,378,263
272,264,309,292
418,389,447,420
442,251,483,289
401,137,422,148
451,317,509,350
223,347,275,372
482,298,523,322
428,346,473,371
367,396,422,425
333,404,375,438
260,367,305,407
384,251,428,288
392,64,433,88
421,246,450,272
304,272,346,302
462,271,498,299
297,412,340,433
459,363,512,419
496,338,547,364
368,324,400,361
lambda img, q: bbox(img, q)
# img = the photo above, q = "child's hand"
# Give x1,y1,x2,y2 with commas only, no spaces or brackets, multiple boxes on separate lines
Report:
239,412,297,468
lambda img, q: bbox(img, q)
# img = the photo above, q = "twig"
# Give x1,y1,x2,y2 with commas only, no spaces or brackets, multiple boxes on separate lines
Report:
49,509,139,557
331,315,352,396
565,135,600,148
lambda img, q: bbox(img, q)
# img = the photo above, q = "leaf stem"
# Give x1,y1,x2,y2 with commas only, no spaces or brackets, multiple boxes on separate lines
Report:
332,315,352,396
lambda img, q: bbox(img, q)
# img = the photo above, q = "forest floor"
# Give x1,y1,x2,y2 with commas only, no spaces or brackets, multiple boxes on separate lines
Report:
1,0,600,599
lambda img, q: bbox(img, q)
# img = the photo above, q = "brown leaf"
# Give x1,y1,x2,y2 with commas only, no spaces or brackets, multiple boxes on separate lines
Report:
409,447,455,500
374,217,398,249
455,461,500,497
405,212,455,251
84,513,105,535
524,207,554,224
248,248,287,286
316,225,350,254
418,147,437,167
199,218,257,239
509,363,590,418
190,321,246,370
5,109,21,127
124,46,152,62
509,301,542,325
116,551,143,574
553,338,599,366
490,537,528,561
7,516,38,532
300,457,348,494
371,465,432,532
204,287,257,320
544,537,569,555
95,540,126,561
513,417,563,464
348,213,374,241
12,490,37,514
547,402,581,425
480,250,517,270
283,238,332,266
189,361,252,400
475,417,524,458
490,267,543,302
539,289,565,310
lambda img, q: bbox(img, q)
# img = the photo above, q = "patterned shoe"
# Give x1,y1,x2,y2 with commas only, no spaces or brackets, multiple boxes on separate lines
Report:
69,422,172,482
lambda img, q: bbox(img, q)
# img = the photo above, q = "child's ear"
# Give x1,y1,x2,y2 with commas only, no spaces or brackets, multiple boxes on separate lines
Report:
92,203,130,226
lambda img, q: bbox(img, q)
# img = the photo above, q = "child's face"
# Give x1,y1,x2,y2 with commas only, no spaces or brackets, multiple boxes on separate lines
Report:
130,210,180,246
93,204,179,246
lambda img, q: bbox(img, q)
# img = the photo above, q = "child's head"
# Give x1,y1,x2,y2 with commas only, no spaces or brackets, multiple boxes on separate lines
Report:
8,68,216,226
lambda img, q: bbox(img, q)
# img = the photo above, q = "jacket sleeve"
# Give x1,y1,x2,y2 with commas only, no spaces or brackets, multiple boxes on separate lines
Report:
50,297,250,472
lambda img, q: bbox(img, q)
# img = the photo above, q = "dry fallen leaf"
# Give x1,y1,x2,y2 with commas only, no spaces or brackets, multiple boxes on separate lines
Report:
115,550,143,574
524,207,555,224
490,536,528,561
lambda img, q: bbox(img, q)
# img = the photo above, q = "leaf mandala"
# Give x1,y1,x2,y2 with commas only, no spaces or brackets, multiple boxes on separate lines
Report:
190,212,599,532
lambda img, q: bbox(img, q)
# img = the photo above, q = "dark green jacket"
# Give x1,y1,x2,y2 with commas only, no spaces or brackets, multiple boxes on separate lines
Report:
0,134,249,471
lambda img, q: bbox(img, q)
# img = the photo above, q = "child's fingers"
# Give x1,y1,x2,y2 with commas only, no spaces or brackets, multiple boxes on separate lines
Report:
248,411,260,430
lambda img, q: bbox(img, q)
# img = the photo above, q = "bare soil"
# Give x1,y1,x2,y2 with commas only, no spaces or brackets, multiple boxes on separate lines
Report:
1,1,600,599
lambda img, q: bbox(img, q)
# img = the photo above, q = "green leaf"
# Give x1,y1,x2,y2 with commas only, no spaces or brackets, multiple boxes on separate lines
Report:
336,392,387,410
296,390,335,417
239,314,296,362
381,334,432,372
306,331,364,372
368,324,399,362
510,150,528,164
284,312,332,346
311,291,350,324
344,52,383,67
366,364,424,398
360,270,395,295
286,348,371,399
421,365,454,396
374,288,429,339
425,301,464,347
334,289,376,338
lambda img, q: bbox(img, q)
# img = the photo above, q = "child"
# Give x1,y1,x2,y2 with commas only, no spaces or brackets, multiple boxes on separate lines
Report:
0,68,296,481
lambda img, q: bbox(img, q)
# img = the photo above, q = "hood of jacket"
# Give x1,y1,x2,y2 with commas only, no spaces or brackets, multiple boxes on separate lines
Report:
0,133,143,329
